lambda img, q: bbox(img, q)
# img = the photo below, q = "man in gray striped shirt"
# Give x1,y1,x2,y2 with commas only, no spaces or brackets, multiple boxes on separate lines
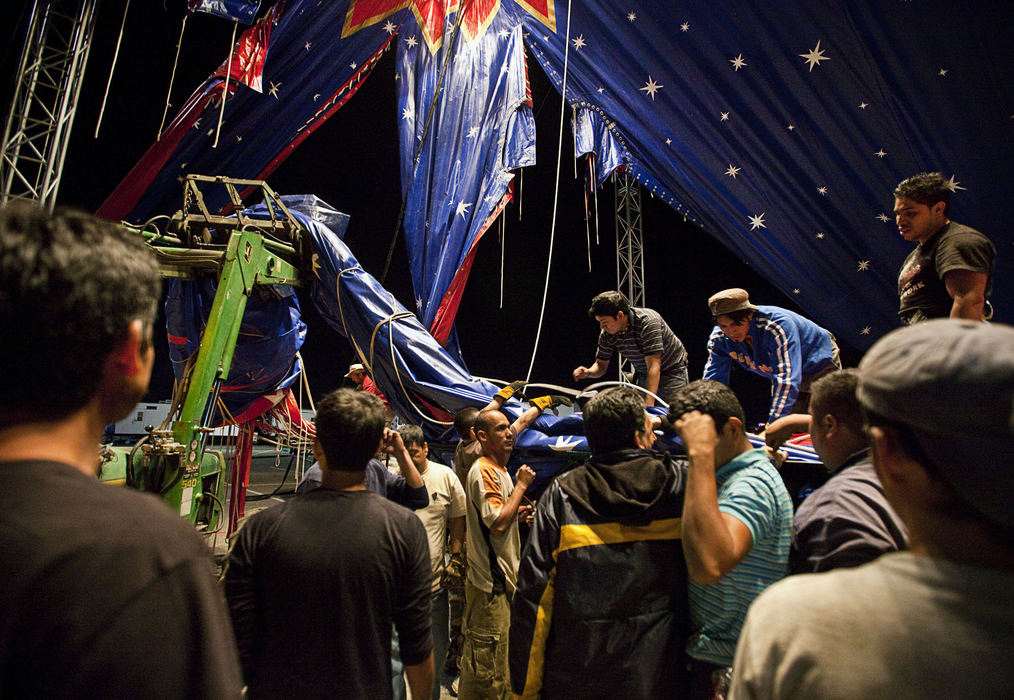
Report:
573,290,689,407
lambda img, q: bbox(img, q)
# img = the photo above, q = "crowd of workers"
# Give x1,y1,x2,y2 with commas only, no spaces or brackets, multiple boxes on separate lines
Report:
0,170,1010,699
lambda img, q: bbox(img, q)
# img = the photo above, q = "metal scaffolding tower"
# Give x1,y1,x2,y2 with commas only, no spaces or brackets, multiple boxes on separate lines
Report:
1,0,99,209
613,169,645,382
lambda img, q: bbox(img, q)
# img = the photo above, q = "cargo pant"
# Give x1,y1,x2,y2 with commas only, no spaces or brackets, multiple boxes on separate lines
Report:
457,581,510,700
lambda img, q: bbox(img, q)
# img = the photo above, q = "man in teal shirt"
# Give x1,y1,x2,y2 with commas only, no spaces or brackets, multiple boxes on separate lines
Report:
669,380,792,699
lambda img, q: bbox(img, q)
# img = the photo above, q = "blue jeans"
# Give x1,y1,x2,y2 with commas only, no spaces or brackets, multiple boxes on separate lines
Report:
393,588,449,700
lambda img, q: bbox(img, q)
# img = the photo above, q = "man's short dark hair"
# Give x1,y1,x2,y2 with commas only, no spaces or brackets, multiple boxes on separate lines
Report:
583,386,646,454
894,172,951,217
713,308,754,325
810,369,863,434
454,407,479,439
588,291,631,319
667,379,745,433
0,202,160,425
314,389,388,471
398,423,425,447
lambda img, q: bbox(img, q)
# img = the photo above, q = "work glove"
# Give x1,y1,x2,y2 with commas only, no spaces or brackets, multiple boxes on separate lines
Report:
442,552,465,591
494,380,528,402
530,394,573,413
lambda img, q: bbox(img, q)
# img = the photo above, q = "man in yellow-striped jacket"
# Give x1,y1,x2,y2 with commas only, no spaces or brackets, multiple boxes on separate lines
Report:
509,387,690,699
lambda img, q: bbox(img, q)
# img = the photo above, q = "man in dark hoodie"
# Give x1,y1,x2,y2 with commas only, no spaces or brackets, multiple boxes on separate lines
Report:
509,386,690,698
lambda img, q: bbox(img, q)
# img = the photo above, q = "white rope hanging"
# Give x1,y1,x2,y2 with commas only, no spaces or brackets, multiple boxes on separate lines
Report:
94,0,131,139
524,0,573,382
213,21,238,148
157,14,188,141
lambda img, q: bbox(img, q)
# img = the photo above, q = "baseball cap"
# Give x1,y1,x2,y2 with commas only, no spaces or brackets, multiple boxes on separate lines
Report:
344,363,365,378
708,288,759,316
857,319,1014,529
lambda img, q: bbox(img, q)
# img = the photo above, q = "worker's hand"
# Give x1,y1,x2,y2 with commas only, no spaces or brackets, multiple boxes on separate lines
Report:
518,502,535,526
764,414,811,450
573,366,590,381
382,427,406,455
516,464,536,488
765,445,787,470
530,395,573,413
442,552,465,590
672,410,720,454
494,380,528,402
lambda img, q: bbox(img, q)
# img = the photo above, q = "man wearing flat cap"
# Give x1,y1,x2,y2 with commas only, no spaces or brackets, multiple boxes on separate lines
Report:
730,319,1014,698
703,289,839,425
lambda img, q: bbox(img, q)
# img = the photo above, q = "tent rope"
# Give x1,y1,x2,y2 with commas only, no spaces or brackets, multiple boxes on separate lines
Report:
94,0,130,139
157,14,187,141
213,21,238,148
525,0,573,382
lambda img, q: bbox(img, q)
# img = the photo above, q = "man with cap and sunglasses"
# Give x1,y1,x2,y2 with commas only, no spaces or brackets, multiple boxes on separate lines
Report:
703,289,839,426
729,319,1014,698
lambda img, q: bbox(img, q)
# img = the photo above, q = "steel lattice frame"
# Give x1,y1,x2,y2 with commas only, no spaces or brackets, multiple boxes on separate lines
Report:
1,0,98,210
613,169,645,382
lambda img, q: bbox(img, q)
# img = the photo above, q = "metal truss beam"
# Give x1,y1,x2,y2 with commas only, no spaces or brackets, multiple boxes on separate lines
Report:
613,169,645,382
1,0,99,210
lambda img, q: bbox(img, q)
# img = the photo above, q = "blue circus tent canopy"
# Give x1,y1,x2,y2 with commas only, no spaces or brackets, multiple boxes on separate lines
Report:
101,0,1013,356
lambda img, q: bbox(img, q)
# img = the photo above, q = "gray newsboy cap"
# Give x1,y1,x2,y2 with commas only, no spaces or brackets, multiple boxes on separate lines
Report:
857,319,1014,529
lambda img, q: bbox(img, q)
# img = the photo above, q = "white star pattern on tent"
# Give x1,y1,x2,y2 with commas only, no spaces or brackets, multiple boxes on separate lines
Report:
681,22,690,32
640,76,663,99
817,186,828,195
945,175,966,191
857,260,870,271
304,42,312,51
455,201,472,218
877,213,892,222
466,126,480,138
875,149,886,158
748,213,766,230
799,40,831,71
730,54,747,71
816,232,825,239
402,106,414,120
268,82,281,99
627,12,636,22
405,35,418,47
725,164,741,178
384,20,396,34
572,35,586,49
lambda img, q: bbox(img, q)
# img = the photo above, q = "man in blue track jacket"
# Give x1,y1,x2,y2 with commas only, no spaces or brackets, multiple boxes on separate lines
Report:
702,289,839,425
509,386,690,699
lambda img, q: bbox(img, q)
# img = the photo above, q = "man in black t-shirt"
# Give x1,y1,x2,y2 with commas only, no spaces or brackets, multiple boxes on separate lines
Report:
224,389,434,699
893,172,995,324
0,202,242,698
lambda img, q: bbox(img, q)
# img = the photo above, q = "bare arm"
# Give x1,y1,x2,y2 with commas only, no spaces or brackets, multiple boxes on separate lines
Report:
489,465,536,537
573,358,609,381
763,413,811,450
675,411,755,584
448,515,465,555
383,428,424,489
404,653,434,700
944,269,988,321
511,406,544,436
643,353,662,407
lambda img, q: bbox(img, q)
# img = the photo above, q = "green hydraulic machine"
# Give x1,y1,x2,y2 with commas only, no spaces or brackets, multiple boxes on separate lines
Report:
98,175,311,533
